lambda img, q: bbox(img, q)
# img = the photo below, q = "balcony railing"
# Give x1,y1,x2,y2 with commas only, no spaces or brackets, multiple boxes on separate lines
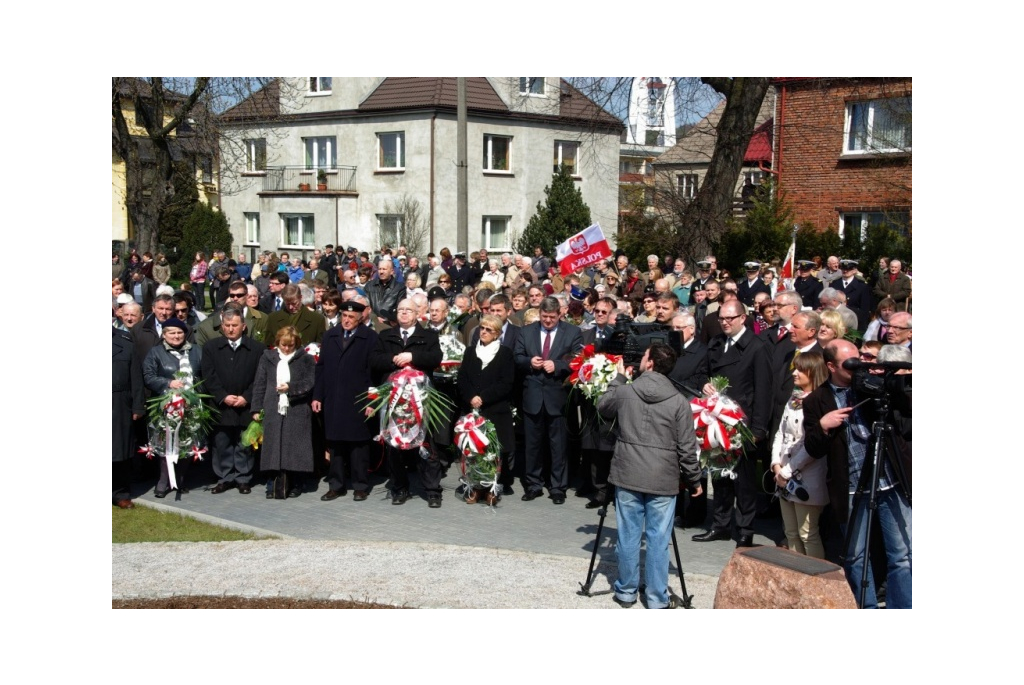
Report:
261,165,357,193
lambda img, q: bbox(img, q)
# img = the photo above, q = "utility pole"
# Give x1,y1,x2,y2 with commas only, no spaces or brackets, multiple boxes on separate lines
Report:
457,77,468,254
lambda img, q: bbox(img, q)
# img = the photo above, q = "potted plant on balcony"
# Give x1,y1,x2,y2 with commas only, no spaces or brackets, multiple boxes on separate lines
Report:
298,181,311,191
317,168,328,191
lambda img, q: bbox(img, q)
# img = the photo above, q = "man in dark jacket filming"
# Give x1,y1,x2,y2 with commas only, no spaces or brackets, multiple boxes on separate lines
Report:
597,343,702,609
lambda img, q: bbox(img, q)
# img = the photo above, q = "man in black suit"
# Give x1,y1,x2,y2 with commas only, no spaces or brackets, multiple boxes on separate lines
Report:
369,298,444,507
736,261,771,308
691,299,773,547
666,311,709,527
258,272,289,314
793,260,823,309
313,301,379,502
513,296,583,504
760,291,802,436
575,297,618,506
201,308,266,494
834,259,874,329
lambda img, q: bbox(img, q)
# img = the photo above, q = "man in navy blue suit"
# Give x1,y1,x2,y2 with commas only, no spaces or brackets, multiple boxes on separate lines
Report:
513,296,583,504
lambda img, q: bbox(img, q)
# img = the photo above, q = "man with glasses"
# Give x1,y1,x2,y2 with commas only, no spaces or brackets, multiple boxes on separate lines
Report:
196,282,267,346
691,300,772,547
172,292,205,341
370,299,444,507
886,312,912,350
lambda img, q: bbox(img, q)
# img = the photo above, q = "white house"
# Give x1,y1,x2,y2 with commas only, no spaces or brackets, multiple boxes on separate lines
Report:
218,77,622,259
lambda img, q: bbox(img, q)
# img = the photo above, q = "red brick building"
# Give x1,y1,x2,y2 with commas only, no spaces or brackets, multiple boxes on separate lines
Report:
772,77,911,238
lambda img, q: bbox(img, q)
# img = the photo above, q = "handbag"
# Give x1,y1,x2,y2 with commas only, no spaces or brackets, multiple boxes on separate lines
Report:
272,471,288,500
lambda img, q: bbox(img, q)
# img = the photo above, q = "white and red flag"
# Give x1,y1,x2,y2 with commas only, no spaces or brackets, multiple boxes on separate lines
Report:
779,238,796,292
555,223,612,277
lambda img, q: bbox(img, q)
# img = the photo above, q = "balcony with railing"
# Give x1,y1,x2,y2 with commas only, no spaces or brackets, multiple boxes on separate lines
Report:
259,165,357,194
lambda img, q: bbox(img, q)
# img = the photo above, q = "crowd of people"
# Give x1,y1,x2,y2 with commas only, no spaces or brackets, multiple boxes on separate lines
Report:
113,242,912,608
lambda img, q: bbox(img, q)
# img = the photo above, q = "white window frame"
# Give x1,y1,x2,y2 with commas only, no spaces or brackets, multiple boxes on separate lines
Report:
377,214,403,247
839,211,910,240
303,136,336,171
483,134,512,173
244,138,266,173
377,132,405,171
678,173,699,199
519,77,544,95
280,214,315,248
244,212,260,245
553,140,580,176
308,77,332,94
742,170,764,185
843,97,912,155
481,216,511,251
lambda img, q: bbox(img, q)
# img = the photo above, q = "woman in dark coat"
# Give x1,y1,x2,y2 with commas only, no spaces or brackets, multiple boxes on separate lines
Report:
456,314,515,503
142,318,202,497
251,325,315,498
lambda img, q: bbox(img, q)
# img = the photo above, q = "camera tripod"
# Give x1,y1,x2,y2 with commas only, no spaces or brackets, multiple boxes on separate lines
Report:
844,391,911,609
577,498,694,609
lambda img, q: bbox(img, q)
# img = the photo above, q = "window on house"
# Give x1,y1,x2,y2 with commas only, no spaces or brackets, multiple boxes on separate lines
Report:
840,211,910,240
844,97,912,154
308,77,332,93
303,136,336,170
244,213,260,244
678,174,699,199
281,214,315,247
553,141,580,175
483,135,511,172
377,214,402,247
134,103,155,128
177,117,194,134
481,216,510,251
377,132,405,170
245,139,267,172
519,78,544,95
200,156,213,184
742,170,764,185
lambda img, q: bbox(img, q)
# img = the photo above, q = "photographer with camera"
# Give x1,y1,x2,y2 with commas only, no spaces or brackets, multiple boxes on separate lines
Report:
597,343,702,609
803,339,912,608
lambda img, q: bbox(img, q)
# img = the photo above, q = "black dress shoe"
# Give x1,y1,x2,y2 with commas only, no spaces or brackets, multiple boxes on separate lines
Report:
177,487,190,495
287,487,301,498
612,595,636,608
521,490,543,501
154,489,169,499
353,490,368,501
736,535,755,548
392,490,409,505
501,484,514,496
211,482,235,494
237,484,252,494
585,500,605,509
692,529,731,542
552,494,566,505
321,489,345,501
428,496,442,509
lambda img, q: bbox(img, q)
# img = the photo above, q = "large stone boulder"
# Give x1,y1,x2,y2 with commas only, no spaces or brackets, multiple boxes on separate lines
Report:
714,546,856,609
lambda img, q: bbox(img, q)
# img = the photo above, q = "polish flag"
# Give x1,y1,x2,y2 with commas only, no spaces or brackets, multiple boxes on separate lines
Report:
555,223,612,277
779,238,795,292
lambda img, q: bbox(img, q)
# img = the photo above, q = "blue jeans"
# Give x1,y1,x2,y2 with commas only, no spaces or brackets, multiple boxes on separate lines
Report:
614,487,676,609
842,487,912,609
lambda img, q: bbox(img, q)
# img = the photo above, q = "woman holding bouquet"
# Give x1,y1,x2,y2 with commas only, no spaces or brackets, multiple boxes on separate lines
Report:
457,314,515,502
770,351,830,558
142,318,202,497
252,326,315,498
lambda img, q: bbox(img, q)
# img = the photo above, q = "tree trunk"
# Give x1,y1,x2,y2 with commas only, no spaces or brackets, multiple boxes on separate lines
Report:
681,77,769,259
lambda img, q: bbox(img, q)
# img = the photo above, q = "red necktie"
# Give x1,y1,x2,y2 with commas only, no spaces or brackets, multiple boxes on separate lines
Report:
777,326,787,341
542,330,552,360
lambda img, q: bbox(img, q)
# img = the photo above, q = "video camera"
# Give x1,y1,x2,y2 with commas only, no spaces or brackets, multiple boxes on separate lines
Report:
602,316,683,367
842,358,912,400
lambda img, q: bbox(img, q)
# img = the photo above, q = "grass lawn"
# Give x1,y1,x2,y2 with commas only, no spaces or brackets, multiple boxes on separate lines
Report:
112,504,276,543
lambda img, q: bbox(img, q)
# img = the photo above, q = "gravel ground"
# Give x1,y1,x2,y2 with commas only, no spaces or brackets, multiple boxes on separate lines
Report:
112,539,720,609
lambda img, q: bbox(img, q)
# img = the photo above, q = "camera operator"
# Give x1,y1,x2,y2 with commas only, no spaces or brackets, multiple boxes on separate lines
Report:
597,343,701,609
803,339,912,608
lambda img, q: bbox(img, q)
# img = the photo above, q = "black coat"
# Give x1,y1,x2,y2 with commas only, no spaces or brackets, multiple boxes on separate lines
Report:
668,339,708,399
759,324,799,430
705,328,773,440
370,323,443,380
513,321,583,415
313,325,380,442
457,344,515,455
736,277,771,307
834,277,874,329
794,275,823,309
201,336,266,427
113,328,144,462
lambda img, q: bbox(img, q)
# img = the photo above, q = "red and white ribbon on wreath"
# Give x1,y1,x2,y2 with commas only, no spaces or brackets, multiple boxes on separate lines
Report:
454,411,489,456
378,369,429,450
189,445,207,462
691,395,745,453
137,444,156,459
